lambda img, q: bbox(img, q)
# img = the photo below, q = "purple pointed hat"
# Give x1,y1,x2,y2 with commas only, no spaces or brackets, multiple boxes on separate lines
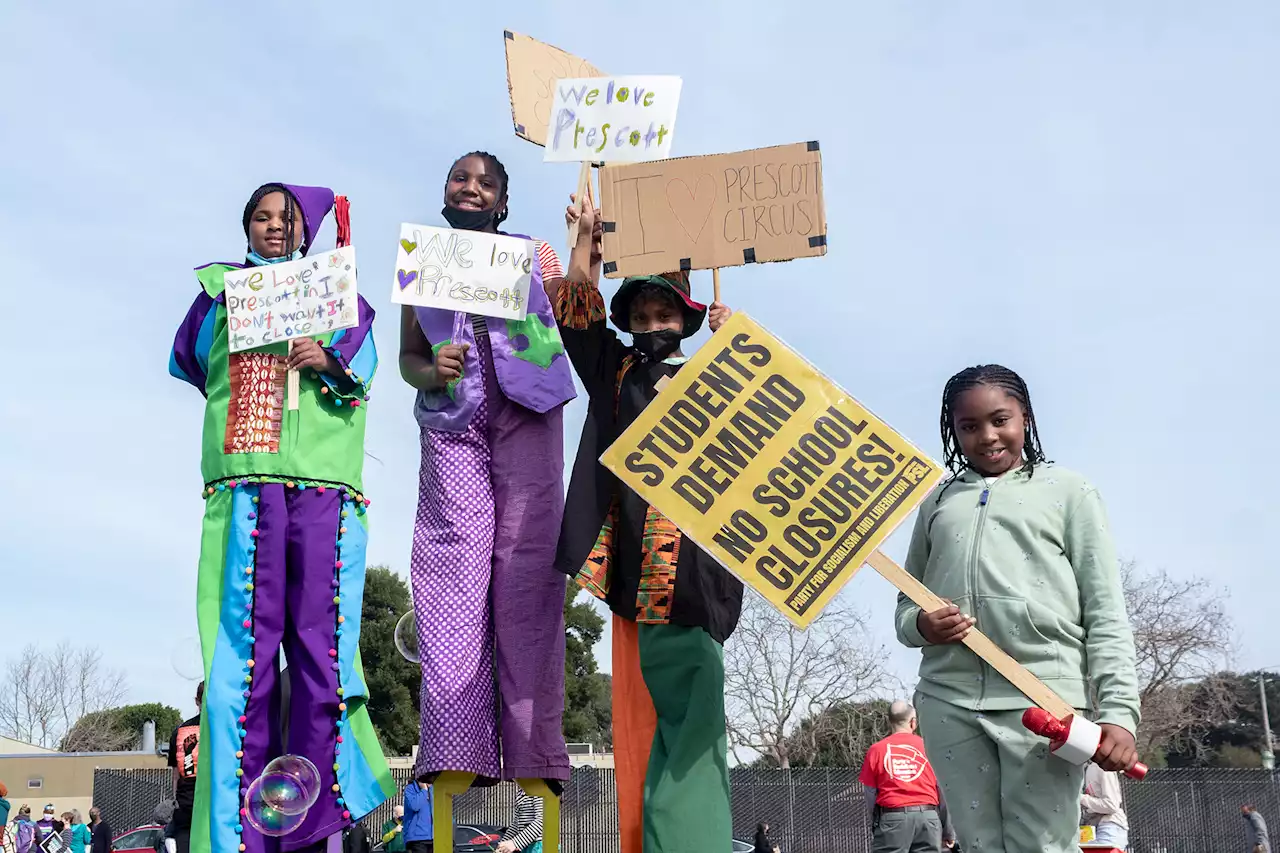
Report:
242,182,336,256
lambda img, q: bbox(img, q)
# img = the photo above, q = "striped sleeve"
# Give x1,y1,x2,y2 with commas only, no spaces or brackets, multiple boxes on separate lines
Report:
536,240,564,280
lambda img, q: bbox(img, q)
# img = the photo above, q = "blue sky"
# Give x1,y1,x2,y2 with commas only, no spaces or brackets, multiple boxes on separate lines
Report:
2,1,1276,723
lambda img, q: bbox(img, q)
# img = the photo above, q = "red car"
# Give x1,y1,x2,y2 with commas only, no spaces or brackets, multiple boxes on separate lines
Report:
110,825,165,853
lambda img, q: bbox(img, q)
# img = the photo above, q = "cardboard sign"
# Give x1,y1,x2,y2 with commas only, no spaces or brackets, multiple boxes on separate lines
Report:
224,248,359,353
599,141,827,278
601,314,943,629
391,225,533,321
544,76,682,163
504,30,604,147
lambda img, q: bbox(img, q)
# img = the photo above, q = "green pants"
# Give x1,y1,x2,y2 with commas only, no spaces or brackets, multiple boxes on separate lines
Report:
639,624,733,853
915,693,1084,853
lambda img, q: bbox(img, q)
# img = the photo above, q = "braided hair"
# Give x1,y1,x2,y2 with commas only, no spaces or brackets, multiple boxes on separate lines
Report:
937,364,1048,496
450,151,510,226
243,183,303,257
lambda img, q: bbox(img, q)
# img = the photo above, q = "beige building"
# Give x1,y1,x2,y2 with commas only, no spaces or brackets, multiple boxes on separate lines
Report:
0,740,166,820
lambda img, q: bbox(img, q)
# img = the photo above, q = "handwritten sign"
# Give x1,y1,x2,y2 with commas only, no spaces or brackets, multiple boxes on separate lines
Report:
224,248,359,353
544,76,682,163
599,141,827,278
391,225,533,321
504,30,604,147
601,314,943,629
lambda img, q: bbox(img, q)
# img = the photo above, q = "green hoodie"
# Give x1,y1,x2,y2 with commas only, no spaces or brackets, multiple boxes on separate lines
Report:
895,464,1140,734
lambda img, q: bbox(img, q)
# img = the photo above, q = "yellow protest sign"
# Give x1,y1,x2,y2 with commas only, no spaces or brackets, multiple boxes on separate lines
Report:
601,313,944,629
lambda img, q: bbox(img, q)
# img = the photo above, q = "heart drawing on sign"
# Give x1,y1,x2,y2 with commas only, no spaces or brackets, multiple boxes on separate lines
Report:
400,238,418,255
664,175,716,244
397,269,418,290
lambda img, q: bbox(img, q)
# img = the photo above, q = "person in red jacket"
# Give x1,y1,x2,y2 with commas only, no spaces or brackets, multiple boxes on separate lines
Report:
860,701,955,853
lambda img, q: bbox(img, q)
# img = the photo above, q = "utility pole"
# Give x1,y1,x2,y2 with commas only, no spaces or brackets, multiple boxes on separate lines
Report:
1260,675,1275,771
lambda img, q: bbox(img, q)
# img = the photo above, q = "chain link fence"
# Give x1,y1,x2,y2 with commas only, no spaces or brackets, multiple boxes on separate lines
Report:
93,766,1280,853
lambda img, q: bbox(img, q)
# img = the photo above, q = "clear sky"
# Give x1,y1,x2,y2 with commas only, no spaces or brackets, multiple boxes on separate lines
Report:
2,1,1276,721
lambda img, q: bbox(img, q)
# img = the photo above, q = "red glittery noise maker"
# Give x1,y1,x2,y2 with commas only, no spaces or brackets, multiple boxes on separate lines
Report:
334,196,351,248
1021,708,1148,780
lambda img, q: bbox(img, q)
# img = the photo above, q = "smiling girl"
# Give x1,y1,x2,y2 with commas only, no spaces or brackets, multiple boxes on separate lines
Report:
398,152,576,795
895,364,1140,853
170,183,392,853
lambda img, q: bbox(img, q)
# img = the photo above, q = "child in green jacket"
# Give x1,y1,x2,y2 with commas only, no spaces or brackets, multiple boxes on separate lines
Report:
896,364,1140,853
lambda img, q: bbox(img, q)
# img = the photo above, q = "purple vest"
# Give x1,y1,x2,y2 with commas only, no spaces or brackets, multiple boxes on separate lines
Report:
413,234,577,432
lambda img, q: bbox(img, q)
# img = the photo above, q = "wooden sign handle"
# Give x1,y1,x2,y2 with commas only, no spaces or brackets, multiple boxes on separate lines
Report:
566,161,591,249
713,268,721,304
865,550,1075,720
286,340,300,411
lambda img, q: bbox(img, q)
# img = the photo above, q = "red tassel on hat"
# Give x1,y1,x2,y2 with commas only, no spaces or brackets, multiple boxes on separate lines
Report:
334,195,351,248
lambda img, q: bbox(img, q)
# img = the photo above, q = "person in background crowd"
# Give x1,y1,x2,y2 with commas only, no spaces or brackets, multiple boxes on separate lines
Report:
0,783,10,837
402,778,434,853
1243,805,1270,853
1081,763,1128,849
167,681,202,853
54,816,72,853
495,789,544,853
37,807,55,838
860,701,955,853
88,807,111,853
68,812,90,853
380,805,406,853
753,822,777,853
15,805,42,853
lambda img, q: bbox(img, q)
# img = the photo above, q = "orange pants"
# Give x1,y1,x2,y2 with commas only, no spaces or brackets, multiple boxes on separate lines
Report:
612,615,657,853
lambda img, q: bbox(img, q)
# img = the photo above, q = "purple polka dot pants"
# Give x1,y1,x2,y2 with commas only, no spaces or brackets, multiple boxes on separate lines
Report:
410,333,570,785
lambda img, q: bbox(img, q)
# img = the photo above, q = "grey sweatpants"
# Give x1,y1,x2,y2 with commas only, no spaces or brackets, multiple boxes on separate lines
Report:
873,808,942,853
915,693,1085,853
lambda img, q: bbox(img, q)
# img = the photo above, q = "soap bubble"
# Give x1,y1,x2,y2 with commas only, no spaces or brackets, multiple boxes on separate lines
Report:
254,768,311,816
394,612,419,663
243,775,307,837
263,755,322,811
170,636,203,681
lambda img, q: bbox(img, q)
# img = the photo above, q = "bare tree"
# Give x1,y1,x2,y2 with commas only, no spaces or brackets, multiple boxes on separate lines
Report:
723,593,895,768
0,642,129,749
1122,560,1234,759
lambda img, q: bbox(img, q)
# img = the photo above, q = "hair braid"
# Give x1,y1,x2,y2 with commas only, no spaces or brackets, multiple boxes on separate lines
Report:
936,364,1049,500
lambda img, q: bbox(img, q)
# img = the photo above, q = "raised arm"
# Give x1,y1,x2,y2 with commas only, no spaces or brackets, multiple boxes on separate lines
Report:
553,198,626,401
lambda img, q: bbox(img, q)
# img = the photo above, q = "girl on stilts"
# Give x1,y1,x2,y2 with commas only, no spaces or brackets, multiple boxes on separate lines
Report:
399,153,575,833
171,183,393,853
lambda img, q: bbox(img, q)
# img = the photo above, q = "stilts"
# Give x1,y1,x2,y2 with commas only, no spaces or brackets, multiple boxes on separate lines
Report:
515,778,560,853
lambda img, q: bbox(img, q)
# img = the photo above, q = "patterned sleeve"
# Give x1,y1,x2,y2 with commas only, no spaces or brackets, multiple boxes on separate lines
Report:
169,291,219,397
536,240,564,280
319,294,377,401
501,795,544,850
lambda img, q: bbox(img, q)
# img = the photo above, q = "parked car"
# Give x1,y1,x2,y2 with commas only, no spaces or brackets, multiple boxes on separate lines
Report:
371,824,503,853
111,825,165,853
731,841,753,853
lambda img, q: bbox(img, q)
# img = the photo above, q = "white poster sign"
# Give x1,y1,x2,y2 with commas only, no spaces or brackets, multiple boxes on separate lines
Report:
224,247,359,353
391,225,533,321
544,75,682,163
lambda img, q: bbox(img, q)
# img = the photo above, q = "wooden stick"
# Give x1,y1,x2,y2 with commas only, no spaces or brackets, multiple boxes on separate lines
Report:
286,340,300,411
566,161,591,249
865,549,1076,720
712,268,721,304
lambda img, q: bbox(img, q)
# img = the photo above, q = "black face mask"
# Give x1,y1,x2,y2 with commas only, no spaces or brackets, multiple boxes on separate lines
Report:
632,328,683,362
442,204,497,232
